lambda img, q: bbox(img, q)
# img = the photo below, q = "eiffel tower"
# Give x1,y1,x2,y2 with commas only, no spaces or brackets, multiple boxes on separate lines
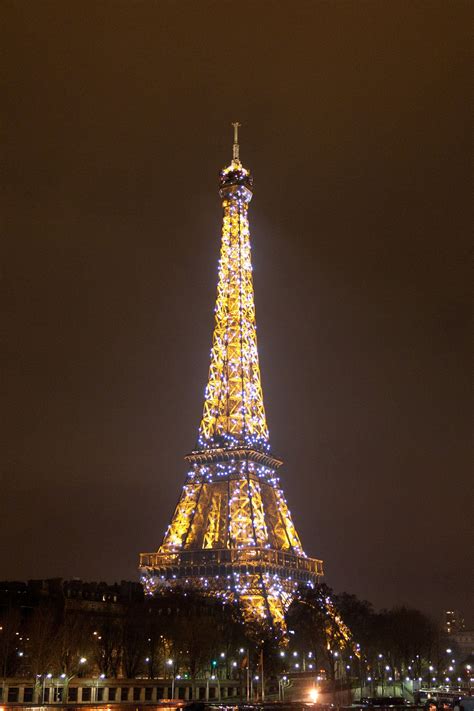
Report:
139,125,323,635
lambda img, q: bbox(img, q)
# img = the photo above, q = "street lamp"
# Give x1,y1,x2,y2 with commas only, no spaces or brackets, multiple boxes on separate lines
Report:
278,676,288,701
94,674,105,702
166,660,174,697
42,674,52,704
239,647,250,701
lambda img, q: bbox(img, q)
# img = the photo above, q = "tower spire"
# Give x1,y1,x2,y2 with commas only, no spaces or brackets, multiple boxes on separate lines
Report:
232,121,241,162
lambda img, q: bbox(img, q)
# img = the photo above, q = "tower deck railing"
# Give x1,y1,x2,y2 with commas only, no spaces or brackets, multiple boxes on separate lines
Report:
139,547,323,576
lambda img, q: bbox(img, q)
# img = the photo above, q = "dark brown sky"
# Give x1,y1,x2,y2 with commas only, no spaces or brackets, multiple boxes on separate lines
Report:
2,1,472,623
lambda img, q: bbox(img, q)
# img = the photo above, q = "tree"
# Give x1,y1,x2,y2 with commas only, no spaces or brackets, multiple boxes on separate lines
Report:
93,616,122,677
0,605,22,678
24,603,58,678
287,584,354,699
54,612,92,676
122,603,147,679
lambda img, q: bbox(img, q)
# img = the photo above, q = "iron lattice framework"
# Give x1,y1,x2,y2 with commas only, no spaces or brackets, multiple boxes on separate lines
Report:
140,125,323,635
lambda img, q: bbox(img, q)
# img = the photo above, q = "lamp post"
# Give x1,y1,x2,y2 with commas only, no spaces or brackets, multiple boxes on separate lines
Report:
279,676,290,701
42,673,52,704
166,660,174,698
239,648,250,702
95,674,105,702
212,673,221,701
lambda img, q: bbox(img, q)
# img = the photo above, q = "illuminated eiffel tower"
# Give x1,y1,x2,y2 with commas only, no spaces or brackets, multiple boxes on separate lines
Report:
139,125,323,635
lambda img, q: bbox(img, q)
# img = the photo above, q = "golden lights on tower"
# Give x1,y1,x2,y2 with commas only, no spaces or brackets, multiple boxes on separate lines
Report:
139,125,323,635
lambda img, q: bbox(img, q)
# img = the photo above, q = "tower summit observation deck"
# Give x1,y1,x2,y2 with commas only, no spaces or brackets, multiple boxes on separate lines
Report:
139,125,323,635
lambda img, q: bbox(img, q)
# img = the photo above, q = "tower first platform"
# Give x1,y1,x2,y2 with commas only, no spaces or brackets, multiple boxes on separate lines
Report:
139,125,323,635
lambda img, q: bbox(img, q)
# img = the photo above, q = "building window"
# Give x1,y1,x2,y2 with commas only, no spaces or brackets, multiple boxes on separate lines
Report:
24,688,34,702
97,687,104,701
8,688,19,702
82,687,91,701
108,687,116,701
156,687,164,699
68,688,78,702
145,687,153,701
133,687,141,701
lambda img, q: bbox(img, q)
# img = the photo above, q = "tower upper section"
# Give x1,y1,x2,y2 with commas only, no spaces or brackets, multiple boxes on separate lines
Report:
197,125,269,453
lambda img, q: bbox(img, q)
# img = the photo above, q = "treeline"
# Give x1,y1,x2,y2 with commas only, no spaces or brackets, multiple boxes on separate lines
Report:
0,590,247,680
0,582,458,684
287,585,449,684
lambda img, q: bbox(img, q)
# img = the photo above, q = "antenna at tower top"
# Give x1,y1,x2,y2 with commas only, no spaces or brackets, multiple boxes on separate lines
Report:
232,121,241,161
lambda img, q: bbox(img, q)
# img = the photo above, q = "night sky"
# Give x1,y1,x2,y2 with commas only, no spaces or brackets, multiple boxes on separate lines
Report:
2,1,472,624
